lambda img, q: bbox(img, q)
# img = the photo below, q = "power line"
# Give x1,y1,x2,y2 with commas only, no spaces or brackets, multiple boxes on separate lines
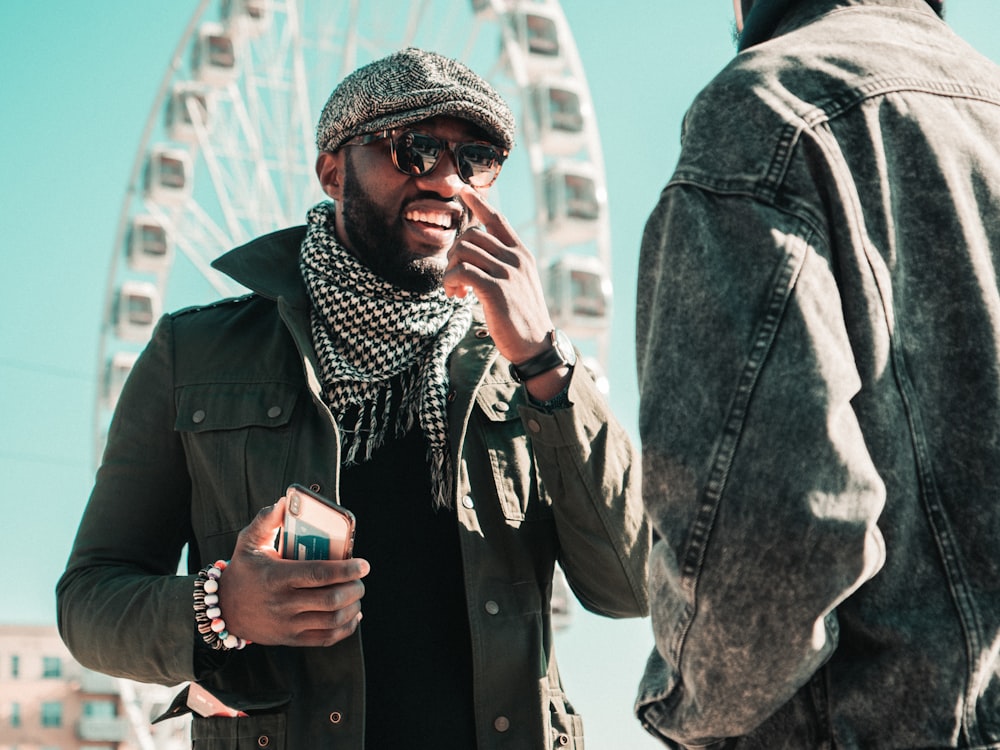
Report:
0,357,95,384
0,449,90,469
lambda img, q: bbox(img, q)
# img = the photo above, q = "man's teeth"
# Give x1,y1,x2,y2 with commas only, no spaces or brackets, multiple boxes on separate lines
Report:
405,210,452,229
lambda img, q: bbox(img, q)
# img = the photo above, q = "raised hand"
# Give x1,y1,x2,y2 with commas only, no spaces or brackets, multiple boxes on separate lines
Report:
444,188,572,400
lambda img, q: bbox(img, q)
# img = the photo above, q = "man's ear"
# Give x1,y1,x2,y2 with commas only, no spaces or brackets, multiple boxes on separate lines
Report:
316,151,344,200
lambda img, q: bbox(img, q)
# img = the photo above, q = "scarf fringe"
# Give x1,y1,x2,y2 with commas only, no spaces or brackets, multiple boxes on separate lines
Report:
429,447,453,511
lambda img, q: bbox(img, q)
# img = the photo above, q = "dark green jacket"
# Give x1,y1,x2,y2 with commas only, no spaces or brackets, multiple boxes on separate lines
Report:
58,226,649,749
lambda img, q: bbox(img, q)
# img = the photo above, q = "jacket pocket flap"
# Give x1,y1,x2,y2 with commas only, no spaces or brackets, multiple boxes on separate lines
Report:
175,382,298,432
153,684,292,723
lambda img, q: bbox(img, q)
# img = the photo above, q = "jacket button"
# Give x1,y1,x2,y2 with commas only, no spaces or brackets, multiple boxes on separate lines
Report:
485,600,500,615
526,419,541,433
475,328,490,339
257,736,269,747
267,405,282,418
462,495,474,509
447,389,457,402
557,732,570,745
329,711,343,724
493,715,510,732
492,402,509,413
192,409,206,424
309,484,321,492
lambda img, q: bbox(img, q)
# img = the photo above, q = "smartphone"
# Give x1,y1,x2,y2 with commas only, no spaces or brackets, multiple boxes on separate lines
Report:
278,484,356,561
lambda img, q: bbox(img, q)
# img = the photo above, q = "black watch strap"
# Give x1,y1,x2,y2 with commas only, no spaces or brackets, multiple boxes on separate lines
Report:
509,329,576,383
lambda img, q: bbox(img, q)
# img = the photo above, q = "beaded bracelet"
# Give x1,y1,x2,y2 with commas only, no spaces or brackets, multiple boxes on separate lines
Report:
193,560,251,651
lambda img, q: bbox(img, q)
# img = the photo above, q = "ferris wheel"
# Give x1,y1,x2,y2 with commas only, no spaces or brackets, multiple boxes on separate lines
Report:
95,0,613,462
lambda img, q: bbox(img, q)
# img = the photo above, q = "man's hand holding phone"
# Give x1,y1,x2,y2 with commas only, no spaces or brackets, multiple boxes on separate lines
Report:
214,488,368,648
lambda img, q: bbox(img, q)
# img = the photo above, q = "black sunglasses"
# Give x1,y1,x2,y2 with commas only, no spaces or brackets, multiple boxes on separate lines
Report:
343,128,508,188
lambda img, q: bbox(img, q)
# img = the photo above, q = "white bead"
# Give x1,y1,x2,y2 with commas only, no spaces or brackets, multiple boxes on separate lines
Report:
204,579,219,594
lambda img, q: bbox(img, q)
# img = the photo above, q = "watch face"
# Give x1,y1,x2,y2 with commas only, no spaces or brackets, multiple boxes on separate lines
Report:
553,329,577,367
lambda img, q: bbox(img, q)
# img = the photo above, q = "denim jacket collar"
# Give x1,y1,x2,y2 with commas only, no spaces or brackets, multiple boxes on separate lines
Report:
740,0,942,51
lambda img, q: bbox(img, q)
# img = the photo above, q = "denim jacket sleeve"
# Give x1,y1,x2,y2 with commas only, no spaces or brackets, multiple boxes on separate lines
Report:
634,184,886,745
56,314,200,686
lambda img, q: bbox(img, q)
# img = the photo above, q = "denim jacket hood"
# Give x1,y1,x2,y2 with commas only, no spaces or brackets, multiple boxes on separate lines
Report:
635,0,1000,748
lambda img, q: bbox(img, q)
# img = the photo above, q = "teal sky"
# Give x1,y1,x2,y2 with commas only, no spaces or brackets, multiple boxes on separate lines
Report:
2,3,998,748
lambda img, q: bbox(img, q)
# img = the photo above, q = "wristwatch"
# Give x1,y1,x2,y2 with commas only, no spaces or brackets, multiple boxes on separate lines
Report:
509,329,577,383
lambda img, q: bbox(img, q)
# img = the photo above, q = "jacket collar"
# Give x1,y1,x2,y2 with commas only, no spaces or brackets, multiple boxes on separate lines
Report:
739,0,942,51
211,225,311,308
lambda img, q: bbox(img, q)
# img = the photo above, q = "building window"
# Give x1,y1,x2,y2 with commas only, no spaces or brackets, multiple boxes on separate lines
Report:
11,701,20,727
10,654,18,678
41,656,61,678
83,700,117,718
40,701,62,728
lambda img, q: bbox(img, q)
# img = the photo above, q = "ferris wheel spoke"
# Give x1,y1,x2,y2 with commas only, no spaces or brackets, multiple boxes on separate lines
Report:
192,103,253,242
286,4,318,196
401,0,432,46
457,15,489,64
175,198,246,284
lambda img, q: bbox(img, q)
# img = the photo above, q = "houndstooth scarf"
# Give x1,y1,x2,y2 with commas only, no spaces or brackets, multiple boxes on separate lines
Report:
299,201,474,509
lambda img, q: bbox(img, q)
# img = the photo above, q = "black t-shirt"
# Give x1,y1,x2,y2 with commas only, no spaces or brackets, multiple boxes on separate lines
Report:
339,427,476,747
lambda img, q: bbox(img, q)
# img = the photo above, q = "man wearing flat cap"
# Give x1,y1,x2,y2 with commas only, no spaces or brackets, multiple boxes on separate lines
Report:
57,47,649,749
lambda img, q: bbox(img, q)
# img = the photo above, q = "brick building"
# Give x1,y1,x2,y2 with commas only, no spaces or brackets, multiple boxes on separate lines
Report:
0,625,189,750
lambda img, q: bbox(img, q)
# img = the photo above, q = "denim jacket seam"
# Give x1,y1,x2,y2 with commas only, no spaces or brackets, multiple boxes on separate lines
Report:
802,100,987,740
673,228,810,675
886,304,986,742
666,174,827,246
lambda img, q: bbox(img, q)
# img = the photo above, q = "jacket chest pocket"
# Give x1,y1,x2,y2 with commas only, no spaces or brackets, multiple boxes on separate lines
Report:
176,382,300,538
472,384,549,524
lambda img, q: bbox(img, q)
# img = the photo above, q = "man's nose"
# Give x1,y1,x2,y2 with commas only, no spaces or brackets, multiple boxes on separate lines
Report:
414,150,465,197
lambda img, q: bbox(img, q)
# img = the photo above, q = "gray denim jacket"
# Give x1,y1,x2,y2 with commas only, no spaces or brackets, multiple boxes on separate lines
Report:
634,1,1000,748
58,226,649,749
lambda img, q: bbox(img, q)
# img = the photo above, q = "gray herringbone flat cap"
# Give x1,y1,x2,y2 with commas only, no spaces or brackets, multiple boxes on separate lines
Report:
315,47,515,153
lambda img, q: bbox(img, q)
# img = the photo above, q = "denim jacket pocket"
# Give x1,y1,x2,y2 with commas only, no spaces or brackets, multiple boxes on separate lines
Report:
473,382,548,524
175,382,299,536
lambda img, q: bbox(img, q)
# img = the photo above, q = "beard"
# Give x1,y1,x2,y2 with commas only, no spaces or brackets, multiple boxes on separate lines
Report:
339,158,457,295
